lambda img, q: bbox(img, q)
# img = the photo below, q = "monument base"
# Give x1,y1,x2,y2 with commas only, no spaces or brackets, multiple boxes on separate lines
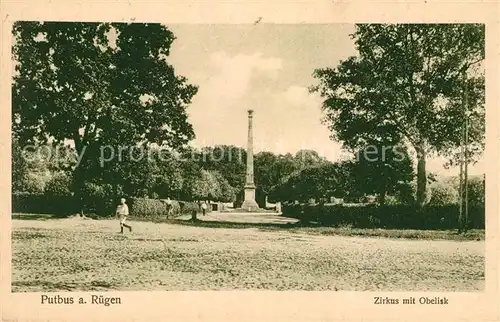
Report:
240,199,260,212
240,185,261,212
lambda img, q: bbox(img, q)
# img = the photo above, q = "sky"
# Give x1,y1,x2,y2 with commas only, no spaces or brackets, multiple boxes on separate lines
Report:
166,24,352,160
165,24,484,176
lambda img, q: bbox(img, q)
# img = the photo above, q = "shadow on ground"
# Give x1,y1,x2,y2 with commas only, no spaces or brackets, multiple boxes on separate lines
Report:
12,213,484,241
133,218,483,241
134,216,307,230
12,213,111,221
12,213,72,220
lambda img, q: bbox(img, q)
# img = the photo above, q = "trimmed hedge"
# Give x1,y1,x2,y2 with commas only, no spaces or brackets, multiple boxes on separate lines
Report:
129,198,176,217
82,196,116,216
12,193,78,216
282,203,485,230
180,201,205,215
12,193,209,218
12,193,116,216
128,198,210,218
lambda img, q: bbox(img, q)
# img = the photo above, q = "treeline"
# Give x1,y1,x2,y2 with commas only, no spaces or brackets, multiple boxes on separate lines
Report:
13,138,484,214
13,141,340,207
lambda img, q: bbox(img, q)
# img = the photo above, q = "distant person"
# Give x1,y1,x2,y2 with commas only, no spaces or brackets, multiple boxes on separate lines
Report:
201,201,208,216
165,197,173,218
116,198,132,233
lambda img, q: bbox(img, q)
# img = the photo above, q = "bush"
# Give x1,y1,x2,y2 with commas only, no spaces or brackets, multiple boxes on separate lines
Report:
384,195,400,205
467,177,485,207
14,182,116,217
128,198,205,218
12,190,115,217
128,198,169,217
282,203,484,230
12,188,210,218
45,172,72,196
12,193,77,216
82,182,114,199
401,181,432,205
428,182,458,206
18,173,47,194
178,201,201,214
80,182,115,216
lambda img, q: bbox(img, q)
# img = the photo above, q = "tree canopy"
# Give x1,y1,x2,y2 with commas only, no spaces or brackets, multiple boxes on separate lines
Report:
12,22,199,207
13,22,197,149
312,24,485,206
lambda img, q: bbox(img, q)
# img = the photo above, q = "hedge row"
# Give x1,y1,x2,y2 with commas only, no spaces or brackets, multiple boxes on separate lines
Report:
12,193,79,216
128,198,208,218
12,193,209,218
282,203,485,230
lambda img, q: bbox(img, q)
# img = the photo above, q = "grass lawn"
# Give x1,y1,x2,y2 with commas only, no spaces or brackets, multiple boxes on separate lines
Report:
11,214,485,292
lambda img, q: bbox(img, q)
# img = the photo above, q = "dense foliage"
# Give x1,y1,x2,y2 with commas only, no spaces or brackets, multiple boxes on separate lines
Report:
12,22,198,210
312,24,485,206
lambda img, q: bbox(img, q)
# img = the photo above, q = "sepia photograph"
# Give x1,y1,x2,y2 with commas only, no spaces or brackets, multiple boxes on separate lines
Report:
9,21,486,294
2,1,500,321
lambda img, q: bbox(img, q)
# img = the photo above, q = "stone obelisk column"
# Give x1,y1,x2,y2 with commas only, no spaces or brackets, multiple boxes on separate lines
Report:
241,109,260,211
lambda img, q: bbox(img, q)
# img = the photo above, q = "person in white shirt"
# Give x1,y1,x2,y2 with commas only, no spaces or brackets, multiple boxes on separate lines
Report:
165,197,173,218
116,198,132,233
201,201,208,216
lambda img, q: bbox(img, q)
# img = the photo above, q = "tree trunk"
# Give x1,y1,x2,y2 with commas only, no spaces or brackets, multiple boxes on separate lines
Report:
464,115,469,232
458,124,465,233
379,170,387,206
379,188,387,206
415,144,427,208
72,135,87,214
72,165,86,215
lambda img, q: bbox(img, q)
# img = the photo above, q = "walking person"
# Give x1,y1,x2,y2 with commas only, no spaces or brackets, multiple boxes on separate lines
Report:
165,197,173,219
201,201,208,216
116,198,132,233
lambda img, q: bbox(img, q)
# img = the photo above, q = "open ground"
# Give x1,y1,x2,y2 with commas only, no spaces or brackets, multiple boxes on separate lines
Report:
11,213,484,292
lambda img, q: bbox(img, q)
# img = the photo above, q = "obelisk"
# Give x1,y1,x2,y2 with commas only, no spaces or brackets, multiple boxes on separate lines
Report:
241,109,260,211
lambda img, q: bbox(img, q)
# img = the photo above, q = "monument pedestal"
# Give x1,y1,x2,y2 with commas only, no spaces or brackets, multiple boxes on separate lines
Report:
241,184,260,212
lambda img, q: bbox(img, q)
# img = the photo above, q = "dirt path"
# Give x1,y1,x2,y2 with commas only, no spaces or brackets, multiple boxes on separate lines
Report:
11,219,484,291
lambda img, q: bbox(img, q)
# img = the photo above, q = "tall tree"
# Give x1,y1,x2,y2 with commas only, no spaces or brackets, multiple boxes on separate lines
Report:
254,151,279,205
270,161,355,203
199,145,246,191
294,149,328,169
211,171,237,202
153,149,185,199
190,170,221,201
254,150,327,205
312,24,485,206
12,22,198,209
